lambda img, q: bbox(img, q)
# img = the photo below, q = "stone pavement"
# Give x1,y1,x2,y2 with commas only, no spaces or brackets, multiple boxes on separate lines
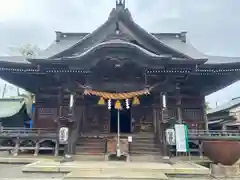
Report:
0,163,236,180
0,164,64,179
0,179,63,180
21,160,209,179
65,170,168,179
0,155,214,179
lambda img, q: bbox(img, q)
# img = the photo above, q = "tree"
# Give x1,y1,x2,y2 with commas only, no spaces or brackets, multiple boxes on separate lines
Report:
205,102,211,111
3,44,40,97
8,44,41,57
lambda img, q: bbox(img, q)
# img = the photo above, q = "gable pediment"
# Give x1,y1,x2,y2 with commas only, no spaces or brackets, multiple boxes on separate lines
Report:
52,21,162,59
32,4,207,63
44,7,193,60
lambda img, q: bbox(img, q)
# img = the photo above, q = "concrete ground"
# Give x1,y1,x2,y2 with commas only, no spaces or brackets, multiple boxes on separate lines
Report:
0,164,239,180
0,154,236,180
0,164,65,179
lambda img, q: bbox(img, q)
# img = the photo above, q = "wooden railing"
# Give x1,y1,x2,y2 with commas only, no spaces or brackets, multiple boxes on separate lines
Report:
0,127,240,141
0,127,57,138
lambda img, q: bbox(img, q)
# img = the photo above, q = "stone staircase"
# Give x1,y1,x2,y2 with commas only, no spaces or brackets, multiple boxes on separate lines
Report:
130,133,162,162
75,137,106,160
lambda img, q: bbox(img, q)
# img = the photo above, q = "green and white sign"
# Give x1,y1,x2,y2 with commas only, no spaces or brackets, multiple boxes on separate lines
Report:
174,124,189,152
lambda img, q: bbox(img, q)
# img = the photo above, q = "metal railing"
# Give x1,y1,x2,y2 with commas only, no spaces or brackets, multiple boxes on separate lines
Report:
188,130,240,137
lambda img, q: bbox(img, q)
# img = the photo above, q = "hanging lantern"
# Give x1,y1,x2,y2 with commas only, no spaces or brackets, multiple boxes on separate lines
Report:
69,94,74,110
98,97,105,105
132,97,140,105
108,99,111,110
125,99,130,109
162,93,167,109
114,100,122,110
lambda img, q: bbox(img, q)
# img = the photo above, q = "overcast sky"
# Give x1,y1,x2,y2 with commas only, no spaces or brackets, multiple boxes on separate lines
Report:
0,0,240,107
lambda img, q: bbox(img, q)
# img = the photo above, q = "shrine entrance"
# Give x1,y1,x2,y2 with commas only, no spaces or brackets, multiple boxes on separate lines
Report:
110,105,131,133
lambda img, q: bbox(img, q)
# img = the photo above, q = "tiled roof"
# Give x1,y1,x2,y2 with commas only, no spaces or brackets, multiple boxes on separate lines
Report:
36,34,87,59
0,98,25,118
206,55,240,64
207,97,240,114
0,56,29,64
156,35,207,60
35,32,208,60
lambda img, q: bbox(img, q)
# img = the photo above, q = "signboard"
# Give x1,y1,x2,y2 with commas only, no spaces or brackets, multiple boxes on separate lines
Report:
175,124,189,152
59,127,69,144
165,128,175,145
128,136,132,142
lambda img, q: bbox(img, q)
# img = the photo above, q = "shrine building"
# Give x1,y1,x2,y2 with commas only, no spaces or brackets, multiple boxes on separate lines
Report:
0,0,240,158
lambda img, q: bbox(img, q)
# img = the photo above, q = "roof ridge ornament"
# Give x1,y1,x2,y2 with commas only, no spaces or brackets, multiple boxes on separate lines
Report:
116,0,125,9
109,0,132,20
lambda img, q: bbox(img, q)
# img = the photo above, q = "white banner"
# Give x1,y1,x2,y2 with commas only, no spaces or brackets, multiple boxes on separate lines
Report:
175,124,188,152
59,127,69,144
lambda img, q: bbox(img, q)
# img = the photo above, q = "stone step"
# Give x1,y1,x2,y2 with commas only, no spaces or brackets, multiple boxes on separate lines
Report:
130,151,161,155
76,142,105,146
131,151,161,156
131,142,159,147
132,139,156,144
130,136,161,155
131,147,161,153
77,139,105,143
75,139,105,154
76,138,106,154
76,147,105,152
135,133,155,137
131,143,160,148
75,152,105,155
130,155,163,162
73,154,105,160
22,161,209,177
76,146,105,151
64,170,168,179
133,135,155,139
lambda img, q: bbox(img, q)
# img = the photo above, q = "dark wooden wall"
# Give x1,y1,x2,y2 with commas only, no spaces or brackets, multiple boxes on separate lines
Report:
33,91,205,131
33,107,57,129
82,105,109,133
132,105,154,133
152,93,204,130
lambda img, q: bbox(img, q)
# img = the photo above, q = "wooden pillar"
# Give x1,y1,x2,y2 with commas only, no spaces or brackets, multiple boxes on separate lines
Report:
161,92,169,158
13,137,20,156
55,89,64,156
66,93,76,156
153,107,157,134
153,105,162,143
32,102,37,128
56,90,76,158
176,86,183,124
201,95,208,131
34,140,40,156
199,141,203,158
32,89,39,128
70,101,83,155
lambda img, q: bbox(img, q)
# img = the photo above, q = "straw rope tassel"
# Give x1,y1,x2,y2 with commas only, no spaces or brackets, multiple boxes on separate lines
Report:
115,100,122,110
132,97,140,105
98,97,105,105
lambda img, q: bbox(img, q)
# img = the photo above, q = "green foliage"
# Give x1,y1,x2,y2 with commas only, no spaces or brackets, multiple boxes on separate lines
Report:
9,44,40,57
205,102,211,111
19,44,40,57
